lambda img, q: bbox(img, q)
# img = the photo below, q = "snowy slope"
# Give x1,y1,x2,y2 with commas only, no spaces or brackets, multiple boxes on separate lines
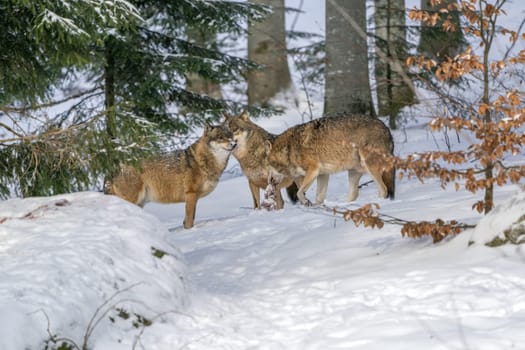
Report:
0,193,188,350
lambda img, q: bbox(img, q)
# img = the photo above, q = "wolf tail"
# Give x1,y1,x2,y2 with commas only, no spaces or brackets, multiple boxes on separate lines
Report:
382,166,396,200
286,181,299,204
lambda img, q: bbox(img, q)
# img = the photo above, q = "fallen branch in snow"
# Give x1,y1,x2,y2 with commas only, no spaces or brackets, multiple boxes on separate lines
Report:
0,199,71,223
320,203,475,243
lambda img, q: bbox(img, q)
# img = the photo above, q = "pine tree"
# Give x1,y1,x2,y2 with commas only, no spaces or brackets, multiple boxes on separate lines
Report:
0,0,266,198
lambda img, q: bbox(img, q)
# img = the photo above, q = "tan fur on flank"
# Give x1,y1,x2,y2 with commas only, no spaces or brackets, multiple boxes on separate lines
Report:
267,114,395,205
106,124,236,229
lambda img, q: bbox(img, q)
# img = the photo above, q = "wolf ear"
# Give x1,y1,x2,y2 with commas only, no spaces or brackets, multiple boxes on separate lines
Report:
239,109,250,121
222,112,231,124
203,121,213,134
264,139,272,154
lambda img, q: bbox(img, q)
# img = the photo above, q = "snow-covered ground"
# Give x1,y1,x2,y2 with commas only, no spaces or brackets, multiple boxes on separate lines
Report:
1,99,524,349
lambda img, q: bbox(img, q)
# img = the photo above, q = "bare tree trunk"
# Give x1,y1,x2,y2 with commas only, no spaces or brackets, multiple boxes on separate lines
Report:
324,0,374,116
104,37,119,174
247,0,292,106
104,39,116,141
374,0,416,128
186,27,222,100
419,0,465,61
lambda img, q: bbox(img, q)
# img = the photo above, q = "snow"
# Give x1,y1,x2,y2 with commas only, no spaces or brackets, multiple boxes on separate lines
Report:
2,100,524,349
2,1,525,349
0,193,187,350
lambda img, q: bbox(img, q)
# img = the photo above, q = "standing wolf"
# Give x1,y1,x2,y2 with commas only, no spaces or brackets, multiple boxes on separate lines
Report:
224,111,298,209
266,114,395,205
105,124,236,229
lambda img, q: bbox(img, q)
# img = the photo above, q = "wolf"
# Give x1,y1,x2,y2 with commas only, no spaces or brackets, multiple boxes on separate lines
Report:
266,113,395,206
223,111,298,209
105,124,236,229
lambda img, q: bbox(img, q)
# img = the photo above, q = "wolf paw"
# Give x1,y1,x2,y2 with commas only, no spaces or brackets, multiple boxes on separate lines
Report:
302,198,313,207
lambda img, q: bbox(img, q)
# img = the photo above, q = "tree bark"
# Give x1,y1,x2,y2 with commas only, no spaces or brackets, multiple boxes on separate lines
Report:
324,0,374,116
186,27,222,100
104,38,116,141
104,37,120,175
247,0,292,106
374,0,416,128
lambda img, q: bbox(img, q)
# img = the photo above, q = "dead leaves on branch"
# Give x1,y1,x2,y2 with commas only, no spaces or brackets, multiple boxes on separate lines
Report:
395,109,525,213
339,203,384,229
400,219,470,243
341,0,525,243
328,203,473,244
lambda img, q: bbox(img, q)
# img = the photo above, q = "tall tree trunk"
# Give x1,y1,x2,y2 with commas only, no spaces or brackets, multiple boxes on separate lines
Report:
105,40,116,141
374,0,416,129
481,8,493,214
247,0,292,106
104,37,118,174
324,0,374,116
186,27,222,100
419,0,465,62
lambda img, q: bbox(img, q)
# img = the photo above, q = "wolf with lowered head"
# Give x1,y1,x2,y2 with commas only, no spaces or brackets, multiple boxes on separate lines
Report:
106,124,236,229
266,113,395,206
224,110,298,209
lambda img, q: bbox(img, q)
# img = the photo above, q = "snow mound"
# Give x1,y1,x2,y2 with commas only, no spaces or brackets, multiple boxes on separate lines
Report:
468,188,525,245
0,192,188,350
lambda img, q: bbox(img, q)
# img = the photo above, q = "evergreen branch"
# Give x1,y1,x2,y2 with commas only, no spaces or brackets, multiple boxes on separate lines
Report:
3,86,102,113
0,108,30,138
0,120,25,139
0,111,103,144
53,90,105,126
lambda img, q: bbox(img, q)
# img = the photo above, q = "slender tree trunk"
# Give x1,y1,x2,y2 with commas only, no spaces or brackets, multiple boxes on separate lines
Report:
374,0,416,128
104,38,118,174
247,0,292,106
105,41,116,140
481,8,493,214
186,27,222,100
324,0,374,116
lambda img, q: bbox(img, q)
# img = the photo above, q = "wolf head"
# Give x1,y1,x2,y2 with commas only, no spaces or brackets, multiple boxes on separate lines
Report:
222,110,256,148
203,124,237,158
264,139,290,185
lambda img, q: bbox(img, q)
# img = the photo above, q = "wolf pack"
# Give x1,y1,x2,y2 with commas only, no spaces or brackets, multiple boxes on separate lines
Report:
106,111,396,229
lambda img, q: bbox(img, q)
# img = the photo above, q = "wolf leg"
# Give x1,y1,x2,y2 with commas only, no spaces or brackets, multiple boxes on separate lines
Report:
248,180,261,209
274,188,285,209
347,169,363,202
382,166,396,199
358,148,390,199
315,174,329,204
183,192,198,229
361,159,388,199
297,169,319,206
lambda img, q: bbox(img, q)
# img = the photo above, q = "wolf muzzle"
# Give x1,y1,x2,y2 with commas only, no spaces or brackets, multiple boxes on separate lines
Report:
229,139,237,151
